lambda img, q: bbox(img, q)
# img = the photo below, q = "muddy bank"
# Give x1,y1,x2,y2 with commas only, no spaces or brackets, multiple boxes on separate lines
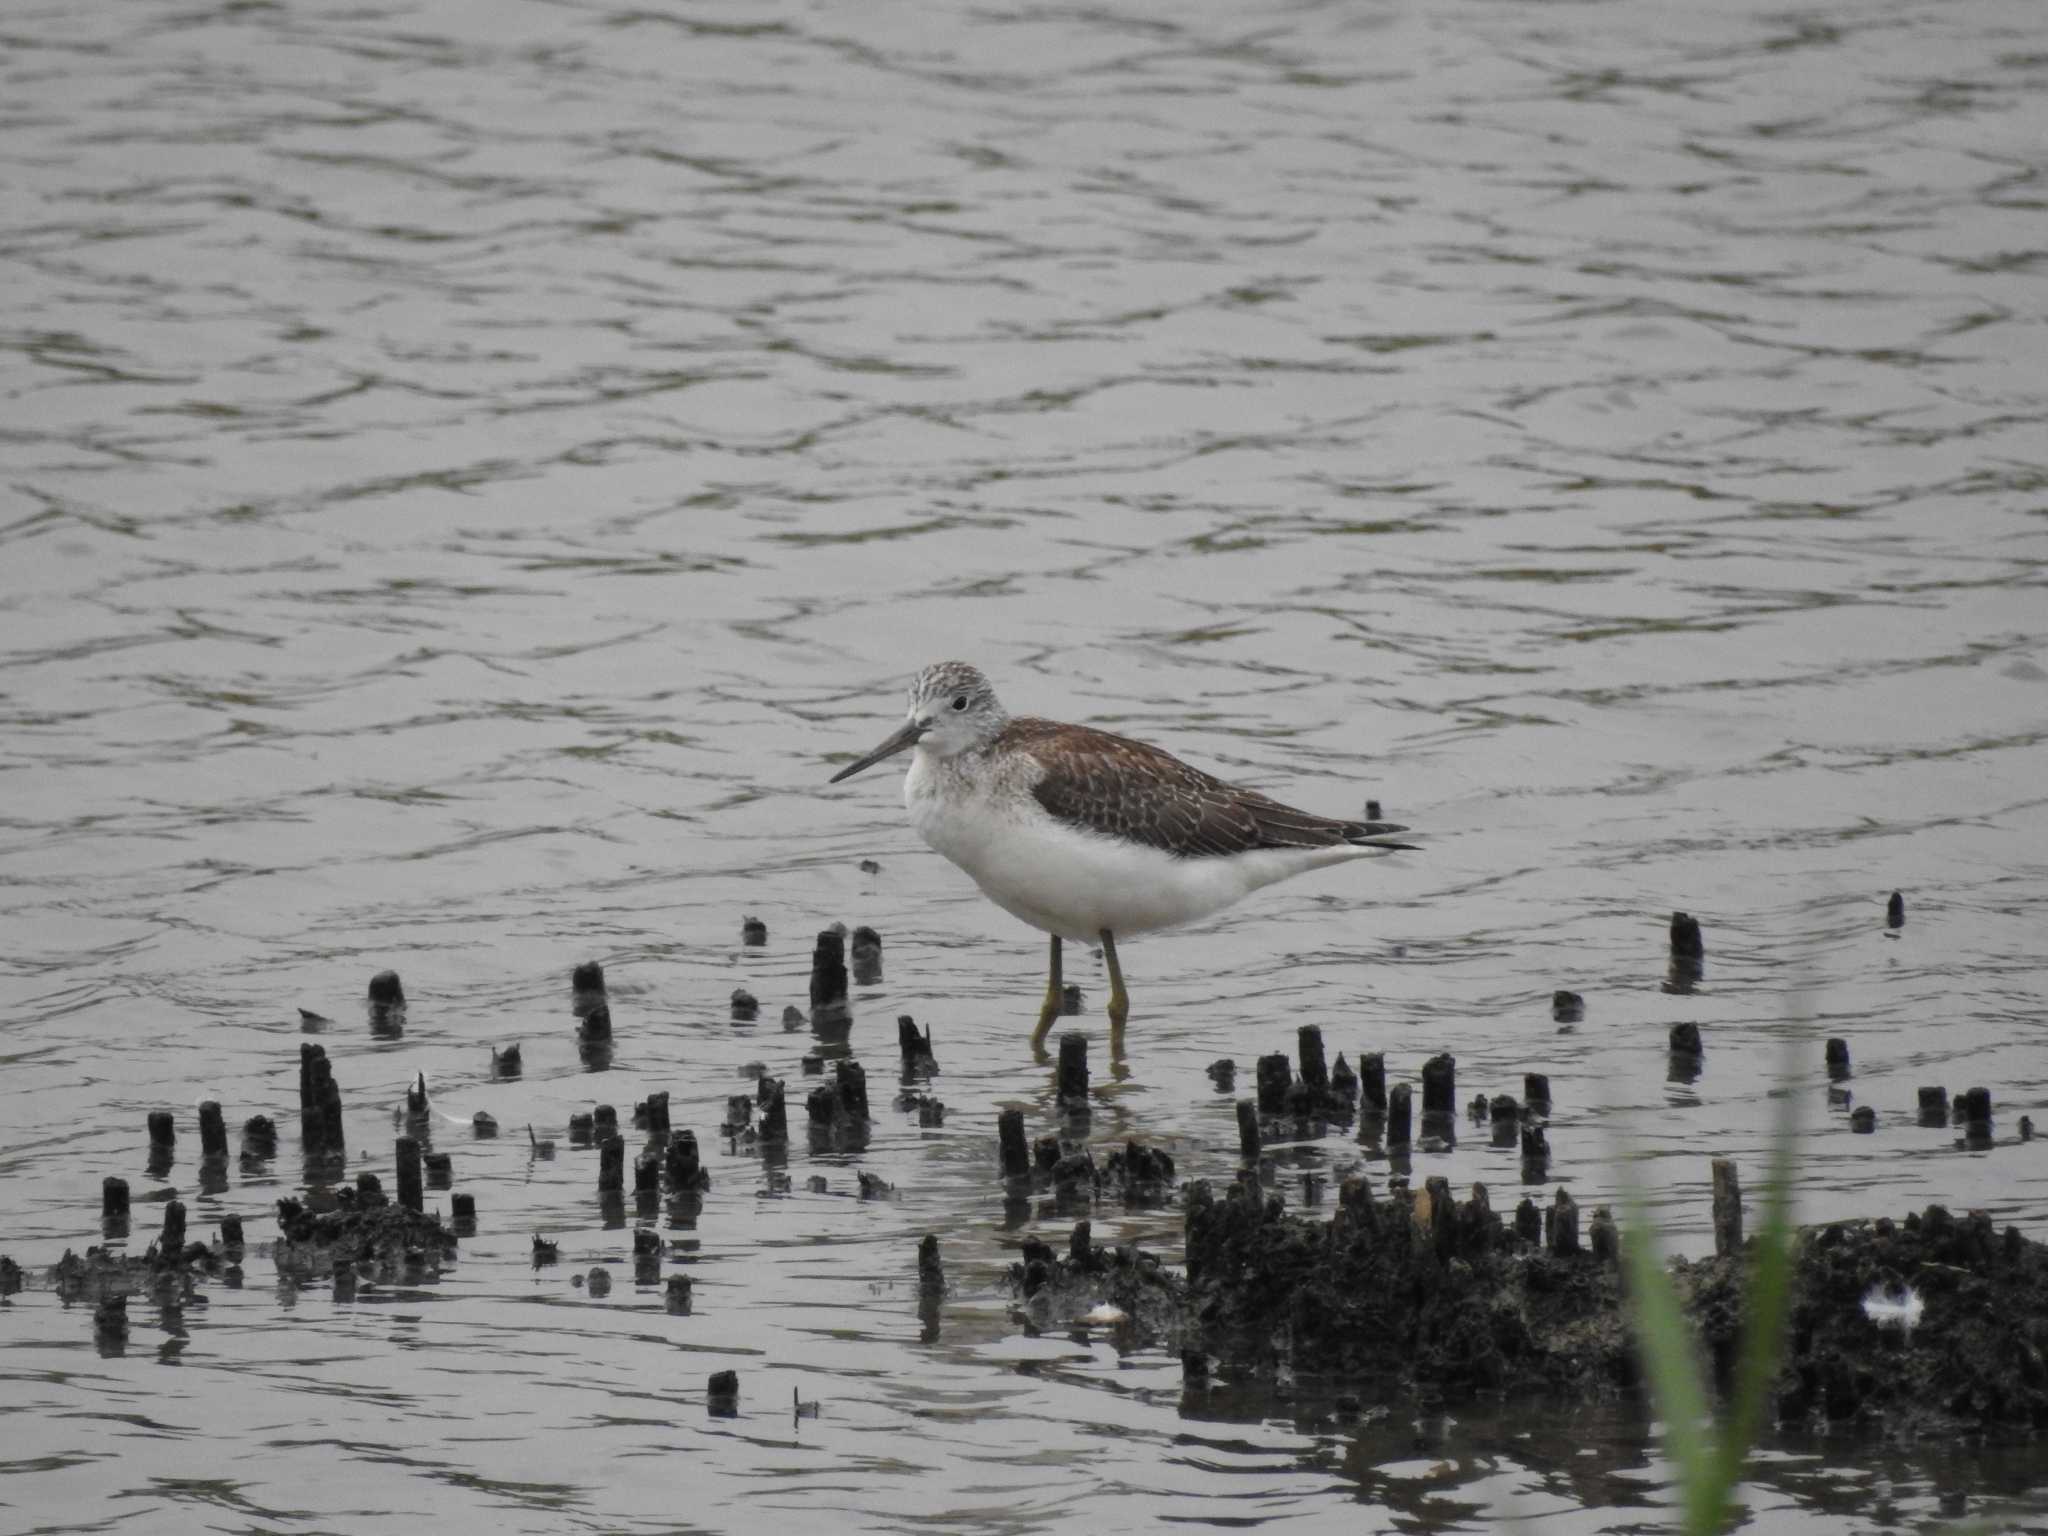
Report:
1174,1174,2048,1440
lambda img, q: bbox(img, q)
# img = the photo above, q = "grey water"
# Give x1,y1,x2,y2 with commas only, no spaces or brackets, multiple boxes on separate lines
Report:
3,0,2047,1530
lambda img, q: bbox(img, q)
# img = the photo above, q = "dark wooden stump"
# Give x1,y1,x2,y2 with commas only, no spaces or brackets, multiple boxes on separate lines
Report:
1420,1054,1456,1118
850,925,883,985
1387,1082,1412,1148
809,926,849,1022
1255,1053,1291,1115
1297,1026,1329,1093
1711,1158,1742,1257
396,1136,423,1212
1360,1052,1386,1113
997,1108,1029,1179
198,1101,227,1159
1056,1032,1089,1106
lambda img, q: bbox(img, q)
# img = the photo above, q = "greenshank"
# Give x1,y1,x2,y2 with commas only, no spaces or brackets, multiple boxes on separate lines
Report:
828,662,1412,1055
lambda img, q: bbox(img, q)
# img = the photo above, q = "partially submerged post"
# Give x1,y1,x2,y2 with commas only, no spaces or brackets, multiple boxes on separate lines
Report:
1297,1026,1329,1094
1387,1082,1412,1149
1960,1087,1993,1145
665,1130,709,1191
1236,1100,1260,1163
641,1091,671,1137
707,1370,739,1416
850,925,883,985
1360,1052,1387,1114
159,1199,186,1260
367,969,405,1035
1711,1158,1742,1257
1588,1206,1617,1262
898,1015,937,1075
1255,1053,1291,1116
1056,1032,1089,1108
996,1108,1029,1180
810,927,849,1029
1546,1189,1580,1256
242,1114,278,1159
198,1101,227,1161
1489,1095,1519,1148
300,1045,345,1155
395,1136,423,1213
1669,911,1704,959
1666,911,1704,993
758,1078,788,1143
1420,1054,1456,1121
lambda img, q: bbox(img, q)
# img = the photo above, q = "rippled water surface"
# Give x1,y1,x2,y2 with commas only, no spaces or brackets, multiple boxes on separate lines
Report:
4,0,2047,1530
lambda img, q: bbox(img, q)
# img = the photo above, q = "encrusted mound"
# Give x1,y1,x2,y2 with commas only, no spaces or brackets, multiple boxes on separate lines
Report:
272,1194,458,1281
40,1243,221,1304
1183,1176,2048,1439
1184,1175,1624,1401
1008,1219,1182,1334
1681,1204,2048,1435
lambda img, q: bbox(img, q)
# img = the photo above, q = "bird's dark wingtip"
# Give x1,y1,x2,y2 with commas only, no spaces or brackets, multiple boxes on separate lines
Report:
1344,823,1420,852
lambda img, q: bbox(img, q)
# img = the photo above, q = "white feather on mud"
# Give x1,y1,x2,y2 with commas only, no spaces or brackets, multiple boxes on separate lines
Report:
1860,1284,1924,1333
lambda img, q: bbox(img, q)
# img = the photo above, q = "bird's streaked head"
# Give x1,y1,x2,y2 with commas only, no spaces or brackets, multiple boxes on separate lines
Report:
827,661,1008,783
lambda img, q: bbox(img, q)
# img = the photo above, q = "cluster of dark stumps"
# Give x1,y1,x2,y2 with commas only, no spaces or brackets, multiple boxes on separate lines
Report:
2,895,2040,1432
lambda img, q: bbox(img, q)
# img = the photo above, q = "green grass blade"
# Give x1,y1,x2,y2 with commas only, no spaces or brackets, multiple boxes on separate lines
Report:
1711,1081,1801,1513
1620,1195,1714,1527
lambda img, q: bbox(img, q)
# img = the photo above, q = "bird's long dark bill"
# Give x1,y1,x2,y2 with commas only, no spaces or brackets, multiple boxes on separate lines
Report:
828,720,925,783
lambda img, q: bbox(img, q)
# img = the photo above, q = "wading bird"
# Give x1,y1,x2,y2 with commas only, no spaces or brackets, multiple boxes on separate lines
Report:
827,663,1412,1056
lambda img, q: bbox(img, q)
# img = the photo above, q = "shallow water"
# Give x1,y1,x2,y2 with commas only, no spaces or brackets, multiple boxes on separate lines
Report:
4,0,2047,1530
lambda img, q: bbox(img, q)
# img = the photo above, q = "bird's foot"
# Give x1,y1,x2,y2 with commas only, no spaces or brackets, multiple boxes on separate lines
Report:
1031,994,1061,1058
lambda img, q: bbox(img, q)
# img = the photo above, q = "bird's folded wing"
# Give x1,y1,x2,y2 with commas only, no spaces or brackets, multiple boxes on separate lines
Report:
1002,717,1407,860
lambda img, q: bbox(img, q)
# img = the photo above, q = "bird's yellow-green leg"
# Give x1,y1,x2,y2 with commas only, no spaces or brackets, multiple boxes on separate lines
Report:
1099,927,1129,1058
1030,933,1063,1053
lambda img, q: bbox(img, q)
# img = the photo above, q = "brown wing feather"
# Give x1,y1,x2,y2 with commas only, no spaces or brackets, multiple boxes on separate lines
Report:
1001,717,1406,859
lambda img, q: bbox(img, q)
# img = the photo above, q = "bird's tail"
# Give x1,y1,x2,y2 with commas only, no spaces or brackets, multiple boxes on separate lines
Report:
1343,819,1420,852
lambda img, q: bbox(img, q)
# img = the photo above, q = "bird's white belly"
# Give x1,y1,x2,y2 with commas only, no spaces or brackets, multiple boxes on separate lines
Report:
903,750,1359,941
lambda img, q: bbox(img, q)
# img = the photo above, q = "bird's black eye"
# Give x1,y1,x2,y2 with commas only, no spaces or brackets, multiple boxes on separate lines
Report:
951,695,968,711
